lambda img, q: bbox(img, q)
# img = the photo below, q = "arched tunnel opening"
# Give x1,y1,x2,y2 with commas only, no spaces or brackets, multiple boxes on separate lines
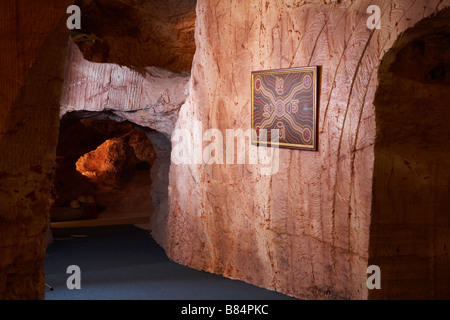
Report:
50,114,165,227
369,8,450,299
49,0,196,232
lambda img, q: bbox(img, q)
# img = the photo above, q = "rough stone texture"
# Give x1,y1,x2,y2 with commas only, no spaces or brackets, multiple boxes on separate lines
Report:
60,41,191,138
75,132,149,185
76,132,155,216
73,0,197,72
0,1,72,299
2,0,449,301
54,119,135,208
59,0,196,231
165,0,450,300
59,39,186,233
147,130,173,242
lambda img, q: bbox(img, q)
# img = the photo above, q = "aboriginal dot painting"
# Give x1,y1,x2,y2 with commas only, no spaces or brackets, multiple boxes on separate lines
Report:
251,67,318,150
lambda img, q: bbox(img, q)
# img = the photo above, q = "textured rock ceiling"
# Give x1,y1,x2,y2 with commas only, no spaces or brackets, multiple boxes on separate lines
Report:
74,0,197,72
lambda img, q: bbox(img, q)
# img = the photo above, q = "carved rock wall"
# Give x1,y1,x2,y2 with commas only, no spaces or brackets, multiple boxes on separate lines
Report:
2,0,449,301
59,39,190,234
60,42,191,138
165,0,450,300
73,0,197,72
0,0,72,299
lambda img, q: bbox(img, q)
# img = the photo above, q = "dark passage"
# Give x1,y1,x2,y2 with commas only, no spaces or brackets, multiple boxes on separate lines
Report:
51,117,156,224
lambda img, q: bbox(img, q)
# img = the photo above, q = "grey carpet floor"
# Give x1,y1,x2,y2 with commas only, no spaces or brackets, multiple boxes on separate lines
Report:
44,224,297,300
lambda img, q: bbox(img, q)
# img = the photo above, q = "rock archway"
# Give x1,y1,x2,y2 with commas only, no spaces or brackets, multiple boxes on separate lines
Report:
55,39,188,233
51,116,158,225
369,8,450,299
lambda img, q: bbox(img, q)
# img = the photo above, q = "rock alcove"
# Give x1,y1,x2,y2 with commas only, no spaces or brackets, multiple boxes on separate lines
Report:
369,9,450,299
52,0,196,227
51,116,157,224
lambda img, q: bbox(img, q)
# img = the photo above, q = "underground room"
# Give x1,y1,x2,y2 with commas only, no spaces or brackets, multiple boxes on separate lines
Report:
0,0,449,303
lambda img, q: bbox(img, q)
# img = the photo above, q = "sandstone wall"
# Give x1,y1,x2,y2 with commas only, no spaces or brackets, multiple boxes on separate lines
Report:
60,42,191,139
73,0,197,72
165,0,450,300
0,1,72,299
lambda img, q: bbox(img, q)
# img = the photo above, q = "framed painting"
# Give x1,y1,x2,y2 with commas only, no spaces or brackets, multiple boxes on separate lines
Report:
251,66,318,151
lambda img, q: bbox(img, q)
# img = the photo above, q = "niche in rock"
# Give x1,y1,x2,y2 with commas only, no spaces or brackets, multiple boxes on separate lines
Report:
369,9,450,299
51,117,156,224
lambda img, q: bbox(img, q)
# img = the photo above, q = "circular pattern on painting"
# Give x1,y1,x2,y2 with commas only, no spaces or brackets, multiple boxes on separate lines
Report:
302,128,312,142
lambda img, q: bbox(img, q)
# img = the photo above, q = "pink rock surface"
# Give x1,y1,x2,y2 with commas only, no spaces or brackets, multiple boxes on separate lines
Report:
163,0,450,300
60,42,190,138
